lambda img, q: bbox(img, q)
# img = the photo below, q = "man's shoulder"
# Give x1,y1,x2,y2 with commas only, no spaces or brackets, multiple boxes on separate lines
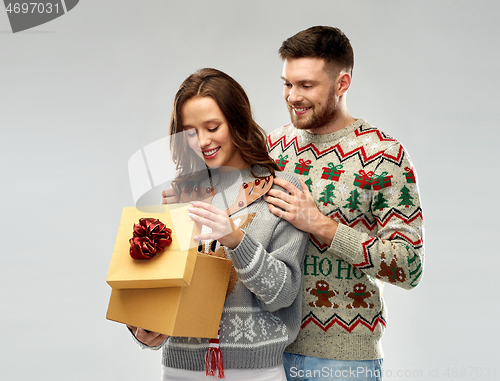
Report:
354,119,403,152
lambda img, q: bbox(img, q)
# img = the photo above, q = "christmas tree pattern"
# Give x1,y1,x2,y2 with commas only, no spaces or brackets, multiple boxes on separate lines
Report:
343,189,361,212
318,183,336,206
304,178,313,194
372,192,389,211
398,186,414,208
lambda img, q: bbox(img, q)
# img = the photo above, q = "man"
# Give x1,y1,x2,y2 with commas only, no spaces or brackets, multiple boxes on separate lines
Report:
265,26,424,380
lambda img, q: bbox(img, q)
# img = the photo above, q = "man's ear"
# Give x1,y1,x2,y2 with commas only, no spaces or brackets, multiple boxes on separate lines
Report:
336,72,352,97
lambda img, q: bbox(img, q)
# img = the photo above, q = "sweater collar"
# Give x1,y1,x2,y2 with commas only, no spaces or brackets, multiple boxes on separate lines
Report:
294,118,367,144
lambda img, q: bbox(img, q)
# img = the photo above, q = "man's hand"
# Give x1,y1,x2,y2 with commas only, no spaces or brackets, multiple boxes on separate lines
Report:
161,188,179,204
266,177,338,246
127,325,168,347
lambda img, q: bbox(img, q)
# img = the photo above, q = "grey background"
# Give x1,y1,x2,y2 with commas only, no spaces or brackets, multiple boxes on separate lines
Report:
1,1,499,380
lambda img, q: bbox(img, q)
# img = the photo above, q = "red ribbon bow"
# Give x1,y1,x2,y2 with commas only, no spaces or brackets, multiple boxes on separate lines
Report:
129,218,172,259
298,158,312,166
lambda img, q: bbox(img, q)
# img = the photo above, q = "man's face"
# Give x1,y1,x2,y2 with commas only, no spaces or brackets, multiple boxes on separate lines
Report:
281,57,338,132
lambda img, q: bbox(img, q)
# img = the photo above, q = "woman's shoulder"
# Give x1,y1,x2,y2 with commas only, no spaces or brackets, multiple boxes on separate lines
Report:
250,165,301,190
273,171,301,189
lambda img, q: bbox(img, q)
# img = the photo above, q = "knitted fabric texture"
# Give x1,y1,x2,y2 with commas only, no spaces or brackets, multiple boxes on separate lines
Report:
153,167,309,371
268,119,424,360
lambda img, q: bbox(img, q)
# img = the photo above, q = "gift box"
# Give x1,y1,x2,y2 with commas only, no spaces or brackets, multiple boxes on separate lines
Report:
106,253,232,338
294,158,313,175
275,154,289,171
404,166,416,184
353,170,374,190
372,171,393,191
106,204,201,289
321,163,345,181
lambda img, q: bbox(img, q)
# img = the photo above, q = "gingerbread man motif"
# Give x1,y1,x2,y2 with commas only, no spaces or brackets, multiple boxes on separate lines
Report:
306,280,339,308
377,252,406,284
344,283,375,309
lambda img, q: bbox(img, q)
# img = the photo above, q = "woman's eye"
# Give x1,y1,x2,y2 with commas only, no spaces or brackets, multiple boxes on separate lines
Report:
186,130,197,137
208,126,220,132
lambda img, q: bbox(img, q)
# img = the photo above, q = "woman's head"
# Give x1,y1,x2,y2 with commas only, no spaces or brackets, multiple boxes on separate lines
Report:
181,95,248,173
169,68,278,179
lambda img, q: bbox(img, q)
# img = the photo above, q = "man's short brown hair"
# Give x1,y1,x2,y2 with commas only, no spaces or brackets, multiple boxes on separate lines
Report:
279,26,354,76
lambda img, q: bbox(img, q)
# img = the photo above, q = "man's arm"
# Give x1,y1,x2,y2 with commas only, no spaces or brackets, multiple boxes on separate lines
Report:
266,146,424,290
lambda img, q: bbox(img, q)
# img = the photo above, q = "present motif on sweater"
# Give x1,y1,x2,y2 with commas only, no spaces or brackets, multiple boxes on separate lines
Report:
275,154,289,171
404,166,416,183
321,163,345,181
294,159,313,175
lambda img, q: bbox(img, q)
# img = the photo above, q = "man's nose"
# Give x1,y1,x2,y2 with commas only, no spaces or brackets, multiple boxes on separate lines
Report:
287,86,303,103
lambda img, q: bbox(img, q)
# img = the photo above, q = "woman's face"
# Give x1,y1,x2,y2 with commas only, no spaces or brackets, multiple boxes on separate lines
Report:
181,96,248,172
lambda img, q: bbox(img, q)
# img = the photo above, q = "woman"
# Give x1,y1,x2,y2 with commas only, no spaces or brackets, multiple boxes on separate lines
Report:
128,68,308,380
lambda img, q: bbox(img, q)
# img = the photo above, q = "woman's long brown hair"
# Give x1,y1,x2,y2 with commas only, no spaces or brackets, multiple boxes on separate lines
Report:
169,68,279,191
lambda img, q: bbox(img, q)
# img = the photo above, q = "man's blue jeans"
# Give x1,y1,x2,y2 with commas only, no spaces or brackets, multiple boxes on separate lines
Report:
283,352,383,381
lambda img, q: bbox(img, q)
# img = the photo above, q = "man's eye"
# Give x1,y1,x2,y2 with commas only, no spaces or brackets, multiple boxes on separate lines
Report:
284,83,292,88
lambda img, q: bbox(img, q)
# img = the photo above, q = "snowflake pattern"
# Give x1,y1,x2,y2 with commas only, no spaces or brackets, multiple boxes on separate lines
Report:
337,183,349,195
260,276,277,290
361,136,373,145
258,317,268,337
346,138,358,148
266,255,282,273
229,314,257,342
269,314,287,335
386,187,396,197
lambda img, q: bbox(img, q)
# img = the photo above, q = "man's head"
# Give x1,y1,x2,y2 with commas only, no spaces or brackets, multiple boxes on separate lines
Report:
279,26,354,78
279,26,355,133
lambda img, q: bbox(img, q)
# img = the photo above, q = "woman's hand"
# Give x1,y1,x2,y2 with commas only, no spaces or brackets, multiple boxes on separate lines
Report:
126,325,168,347
187,201,244,249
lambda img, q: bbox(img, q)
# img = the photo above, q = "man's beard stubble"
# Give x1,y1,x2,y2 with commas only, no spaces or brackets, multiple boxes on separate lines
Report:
288,86,338,131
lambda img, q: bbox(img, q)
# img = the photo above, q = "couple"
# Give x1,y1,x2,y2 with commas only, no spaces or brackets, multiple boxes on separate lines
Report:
127,26,424,381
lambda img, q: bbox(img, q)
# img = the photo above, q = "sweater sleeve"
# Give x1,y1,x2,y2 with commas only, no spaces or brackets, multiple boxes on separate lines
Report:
329,143,424,290
225,178,309,312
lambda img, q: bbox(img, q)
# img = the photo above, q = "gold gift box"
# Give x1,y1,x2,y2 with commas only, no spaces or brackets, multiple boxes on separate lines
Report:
106,253,232,338
106,204,200,289
106,204,232,338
